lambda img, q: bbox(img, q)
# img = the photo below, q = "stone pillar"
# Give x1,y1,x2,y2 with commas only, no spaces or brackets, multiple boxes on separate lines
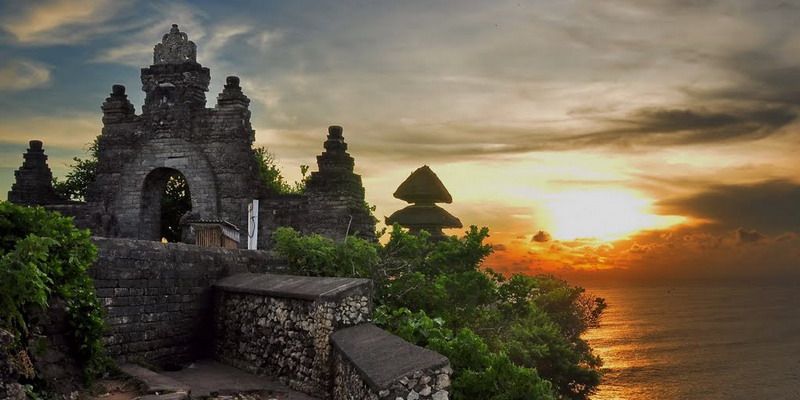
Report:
7,140,62,205
216,76,250,110
101,84,136,124
304,126,376,241
306,125,360,193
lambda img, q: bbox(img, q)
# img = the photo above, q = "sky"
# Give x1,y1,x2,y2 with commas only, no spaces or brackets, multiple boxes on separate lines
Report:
0,0,798,282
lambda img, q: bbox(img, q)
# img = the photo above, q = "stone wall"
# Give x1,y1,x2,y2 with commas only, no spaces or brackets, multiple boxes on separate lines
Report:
331,324,452,400
212,273,372,399
90,238,285,364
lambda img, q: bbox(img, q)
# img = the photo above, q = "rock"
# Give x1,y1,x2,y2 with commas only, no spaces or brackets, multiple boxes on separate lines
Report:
432,390,449,400
435,374,450,390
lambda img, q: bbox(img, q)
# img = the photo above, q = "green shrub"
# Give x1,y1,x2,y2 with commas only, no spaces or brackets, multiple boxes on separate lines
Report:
0,202,107,383
273,225,606,399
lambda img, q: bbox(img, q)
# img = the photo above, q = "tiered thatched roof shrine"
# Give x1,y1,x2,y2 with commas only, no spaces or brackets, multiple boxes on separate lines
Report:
386,165,462,238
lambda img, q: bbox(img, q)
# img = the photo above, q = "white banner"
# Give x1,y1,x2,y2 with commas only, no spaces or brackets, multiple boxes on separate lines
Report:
247,199,259,250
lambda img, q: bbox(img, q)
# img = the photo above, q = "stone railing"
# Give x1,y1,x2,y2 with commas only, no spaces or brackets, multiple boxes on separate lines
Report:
331,324,452,400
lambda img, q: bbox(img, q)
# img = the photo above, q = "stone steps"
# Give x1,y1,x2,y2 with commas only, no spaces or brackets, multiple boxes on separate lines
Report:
120,360,319,400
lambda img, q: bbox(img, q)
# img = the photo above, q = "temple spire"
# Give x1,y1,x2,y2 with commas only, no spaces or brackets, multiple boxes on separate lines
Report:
153,24,197,64
7,140,62,205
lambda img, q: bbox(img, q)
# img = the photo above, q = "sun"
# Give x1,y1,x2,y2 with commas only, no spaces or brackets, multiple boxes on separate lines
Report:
543,189,683,242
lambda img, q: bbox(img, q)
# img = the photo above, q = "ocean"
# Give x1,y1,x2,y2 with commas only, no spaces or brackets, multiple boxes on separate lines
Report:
582,282,800,400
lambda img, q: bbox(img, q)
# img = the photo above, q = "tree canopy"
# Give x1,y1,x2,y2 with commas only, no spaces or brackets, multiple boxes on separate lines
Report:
273,225,606,400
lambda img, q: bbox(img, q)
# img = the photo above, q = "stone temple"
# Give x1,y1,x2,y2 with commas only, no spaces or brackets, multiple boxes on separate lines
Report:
8,23,375,249
4,25,452,400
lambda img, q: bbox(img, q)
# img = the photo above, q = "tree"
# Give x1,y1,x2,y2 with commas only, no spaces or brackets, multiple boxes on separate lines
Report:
272,225,606,399
253,146,308,195
52,139,99,202
160,174,191,243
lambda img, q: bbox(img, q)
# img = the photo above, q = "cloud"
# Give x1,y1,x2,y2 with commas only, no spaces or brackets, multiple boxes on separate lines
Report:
0,113,101,149
245,30,283,52
491,243,507,252
736,228,766,244
0,59,51,91
564,107,797,148
0,0,134,45
657,179,800,234
532,230,552,243
90,2,208,67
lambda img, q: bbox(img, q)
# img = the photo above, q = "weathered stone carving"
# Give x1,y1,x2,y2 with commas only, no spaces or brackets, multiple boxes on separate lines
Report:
154,24,197,64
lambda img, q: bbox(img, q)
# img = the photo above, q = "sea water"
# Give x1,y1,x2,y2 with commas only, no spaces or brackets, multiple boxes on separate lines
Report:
583,282,800,400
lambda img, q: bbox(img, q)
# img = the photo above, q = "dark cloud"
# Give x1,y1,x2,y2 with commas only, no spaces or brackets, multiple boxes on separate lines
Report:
736,228,766,245
657,179,800,235
701,50,800,106
491,243,507,252
562,107,796,148
532,230,551,243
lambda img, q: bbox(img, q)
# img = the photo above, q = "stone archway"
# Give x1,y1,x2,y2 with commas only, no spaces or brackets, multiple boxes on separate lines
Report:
109,138,221,241
140,168,191,242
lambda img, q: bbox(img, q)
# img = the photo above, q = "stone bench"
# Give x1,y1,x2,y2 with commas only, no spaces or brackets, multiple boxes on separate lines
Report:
331,323,451,400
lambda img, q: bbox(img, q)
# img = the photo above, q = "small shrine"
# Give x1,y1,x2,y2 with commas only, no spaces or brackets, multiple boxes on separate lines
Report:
386,165,462,238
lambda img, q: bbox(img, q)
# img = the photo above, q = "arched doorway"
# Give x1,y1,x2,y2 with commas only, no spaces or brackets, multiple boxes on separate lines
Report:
140,168,191,242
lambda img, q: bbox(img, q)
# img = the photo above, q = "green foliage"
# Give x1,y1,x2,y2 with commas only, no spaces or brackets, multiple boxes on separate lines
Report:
160,174,191,243
52,139,99,202
0,235,54,332
273,224,606,399
0,202,107,382
272,227,378,277
373,307,555,400
253,147,309,195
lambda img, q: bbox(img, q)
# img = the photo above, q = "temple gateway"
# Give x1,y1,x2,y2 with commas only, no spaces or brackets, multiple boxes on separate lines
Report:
7,24,376,249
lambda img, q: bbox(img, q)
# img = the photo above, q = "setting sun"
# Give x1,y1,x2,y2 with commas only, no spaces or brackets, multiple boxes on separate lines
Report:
543,189,683,242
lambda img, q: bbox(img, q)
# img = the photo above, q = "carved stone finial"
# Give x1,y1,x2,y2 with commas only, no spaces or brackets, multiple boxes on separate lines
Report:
153,24,197,64
216,76,250,109
328,125,343,139
102,84,135,124
307,125,355,180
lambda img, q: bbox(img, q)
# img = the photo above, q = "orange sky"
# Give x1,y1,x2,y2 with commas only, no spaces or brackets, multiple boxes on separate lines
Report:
1,0,799,281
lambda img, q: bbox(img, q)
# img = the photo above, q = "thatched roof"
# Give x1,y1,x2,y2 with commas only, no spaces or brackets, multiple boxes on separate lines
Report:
393,165,453,204
385,204,462,229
